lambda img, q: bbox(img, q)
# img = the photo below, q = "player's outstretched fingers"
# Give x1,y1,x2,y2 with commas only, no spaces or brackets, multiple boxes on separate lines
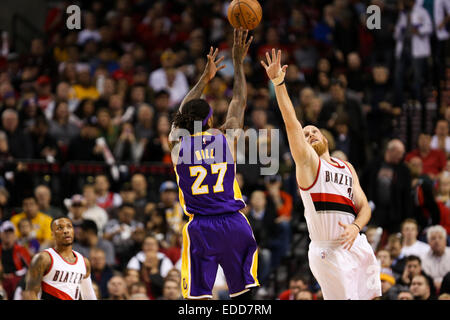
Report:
265,52,272,65
260,60,268,70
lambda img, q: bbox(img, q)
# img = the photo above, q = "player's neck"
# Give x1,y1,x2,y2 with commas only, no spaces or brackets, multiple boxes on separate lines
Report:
54,244,73,257
320,151,332,162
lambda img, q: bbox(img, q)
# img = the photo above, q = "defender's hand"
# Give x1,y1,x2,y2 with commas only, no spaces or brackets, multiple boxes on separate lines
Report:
338,221,359,250
232,28,253,63
203,47,226,81
260,49,288,82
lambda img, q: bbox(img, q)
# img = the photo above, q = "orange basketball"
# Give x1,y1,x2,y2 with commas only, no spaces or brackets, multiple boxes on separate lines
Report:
227,0,262,30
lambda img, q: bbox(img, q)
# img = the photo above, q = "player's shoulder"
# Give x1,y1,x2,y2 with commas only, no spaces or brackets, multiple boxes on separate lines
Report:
31,249,53,267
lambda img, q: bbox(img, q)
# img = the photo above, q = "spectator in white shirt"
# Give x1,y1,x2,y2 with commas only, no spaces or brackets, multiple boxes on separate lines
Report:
77,11,102,46
422,225,450,292
126,235,173,278
148,49,189,109
400,218,431,260
431,119,450,155
82,184,109,235
394,0,433,107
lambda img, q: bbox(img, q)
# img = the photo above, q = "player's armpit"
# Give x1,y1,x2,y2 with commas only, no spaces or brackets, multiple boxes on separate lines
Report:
23,251,51,300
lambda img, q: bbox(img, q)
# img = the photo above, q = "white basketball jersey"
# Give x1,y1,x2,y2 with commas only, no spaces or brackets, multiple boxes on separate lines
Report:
41,248,86,300
299,157,357,241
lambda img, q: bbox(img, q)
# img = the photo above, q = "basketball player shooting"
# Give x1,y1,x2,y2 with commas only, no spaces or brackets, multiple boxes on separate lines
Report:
261,49,381,300
168,28,259,300
22,217,97,300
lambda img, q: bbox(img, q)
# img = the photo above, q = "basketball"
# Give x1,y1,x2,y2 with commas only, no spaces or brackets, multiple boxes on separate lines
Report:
227,0,262,30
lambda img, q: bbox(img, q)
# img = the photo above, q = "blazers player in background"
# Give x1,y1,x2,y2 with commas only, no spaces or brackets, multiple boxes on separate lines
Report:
261,49,381,300
22,217,97,300
168,28,259,300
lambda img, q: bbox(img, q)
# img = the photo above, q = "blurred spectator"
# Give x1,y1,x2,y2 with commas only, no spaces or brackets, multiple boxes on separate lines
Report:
160,278,181,300
73,219,115,267
94,174,122,210
45,82,79,121
362,139,412,233
134,104,154,141
364,64,399,150
400,219,430,260
278,273,310,300
318,79,367,169
82,184,109,234
89,247,114,299
431,119,450,156
422,225,450,292
124,268,140,295
410,274,434,300
128,282,148,300
97,108,120,150
380,268,397,300
148,49,189,109
29,116,60,162
397,290,414,300
405,133,447,180
48,101,80,148
396,255,435,296
15,218,40,256
0,221,31,300
113,122,140,162
65,194,87,240
10,196,52,247
1,109,33,159
126,235,173,279
154,181,184,246
407,156,441,232
130,173,151,216
72,68,100,101
106,275,128,300
264,175,292,264
385,233,407,275
139,114,172,163
245,190,278,286
66,118,103,161
34,185,63,219
103,203,144,269
393,0,433,107
295,289,314,300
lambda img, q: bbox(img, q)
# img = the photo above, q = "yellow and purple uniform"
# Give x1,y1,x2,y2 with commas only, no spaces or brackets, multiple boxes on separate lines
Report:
174,131,259,299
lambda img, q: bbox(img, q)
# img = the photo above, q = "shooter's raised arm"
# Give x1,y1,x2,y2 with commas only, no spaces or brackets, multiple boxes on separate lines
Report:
220,28,253,131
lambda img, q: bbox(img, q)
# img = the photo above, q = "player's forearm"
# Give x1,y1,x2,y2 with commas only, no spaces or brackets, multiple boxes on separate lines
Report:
179,73,209,112
227,60,247,125
274,84,308,160
353,203,371,231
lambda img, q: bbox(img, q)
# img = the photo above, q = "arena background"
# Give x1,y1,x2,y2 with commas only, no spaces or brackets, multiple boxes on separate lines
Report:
0,0,449,301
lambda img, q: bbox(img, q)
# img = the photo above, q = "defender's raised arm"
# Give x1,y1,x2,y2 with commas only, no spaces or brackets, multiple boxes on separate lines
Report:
261,49,319,188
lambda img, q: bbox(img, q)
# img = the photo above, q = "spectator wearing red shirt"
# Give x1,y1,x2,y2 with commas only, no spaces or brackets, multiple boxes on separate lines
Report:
112,53,135,86
405,133,447,180
0,221,31,300
278,273,310,300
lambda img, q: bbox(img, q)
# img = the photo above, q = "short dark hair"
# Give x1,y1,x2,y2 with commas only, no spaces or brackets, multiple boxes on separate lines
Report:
80,219,98,234
172,99,211,134
119,202,135,211
406,255,421,265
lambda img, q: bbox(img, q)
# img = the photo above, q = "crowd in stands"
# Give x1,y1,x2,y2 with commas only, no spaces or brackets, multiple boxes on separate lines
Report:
0,0,449,300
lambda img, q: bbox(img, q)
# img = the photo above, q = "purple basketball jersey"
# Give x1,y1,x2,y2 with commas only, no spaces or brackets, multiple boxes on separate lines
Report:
174,131,246,216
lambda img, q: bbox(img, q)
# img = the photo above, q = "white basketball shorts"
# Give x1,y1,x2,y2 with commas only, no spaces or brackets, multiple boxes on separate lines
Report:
308,234,382,300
